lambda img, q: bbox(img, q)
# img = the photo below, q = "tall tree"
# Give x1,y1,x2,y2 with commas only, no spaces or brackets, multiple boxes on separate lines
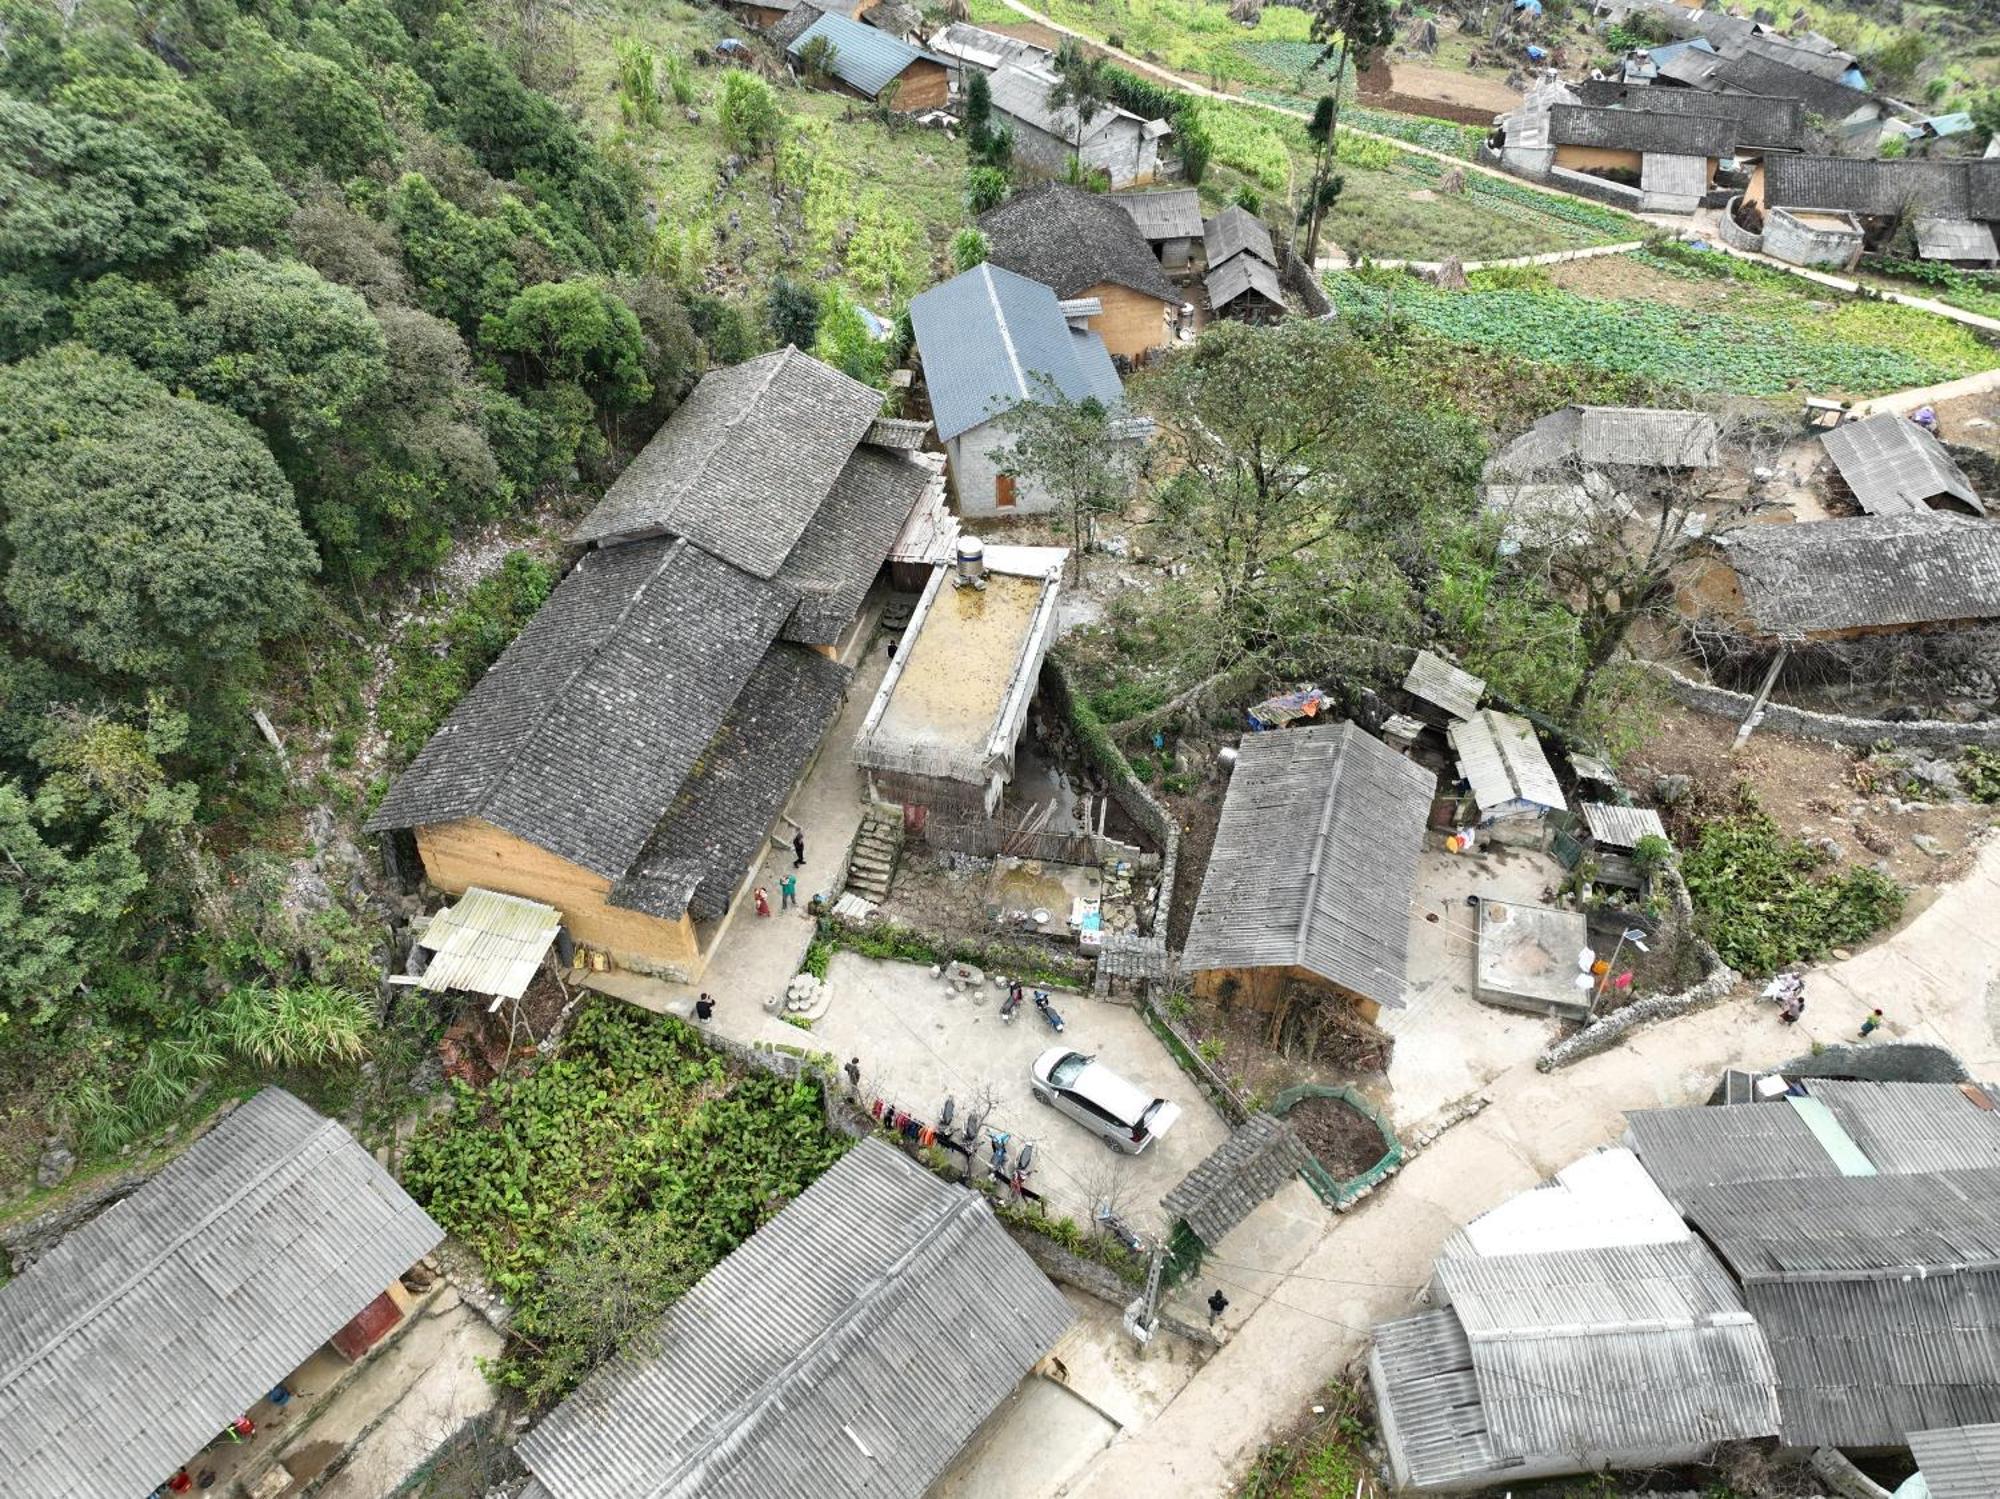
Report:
1297,95,1346,264
1045,38,1113,172
997,387,1141,583
1301,0,1396,258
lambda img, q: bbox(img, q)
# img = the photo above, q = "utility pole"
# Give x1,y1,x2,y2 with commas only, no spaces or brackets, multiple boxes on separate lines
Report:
1125,1241,1165,1346
1734,644,1790,748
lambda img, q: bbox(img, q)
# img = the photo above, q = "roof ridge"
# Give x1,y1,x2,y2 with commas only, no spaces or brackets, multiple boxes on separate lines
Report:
462,539,696,857
0,1093,338,1392
980,262,1032,407
1293,723,1350,971
642,1158,981,1499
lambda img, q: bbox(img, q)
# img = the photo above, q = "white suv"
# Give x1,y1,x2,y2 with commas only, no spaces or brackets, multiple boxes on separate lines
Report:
1030,1047,1183,1154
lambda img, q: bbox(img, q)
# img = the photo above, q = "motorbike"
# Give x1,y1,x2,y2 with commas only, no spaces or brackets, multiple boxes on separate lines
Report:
1095,1203,1145,1253
1000,982,1024,1024
988,1129,1012,1177
1034,990,1065,1034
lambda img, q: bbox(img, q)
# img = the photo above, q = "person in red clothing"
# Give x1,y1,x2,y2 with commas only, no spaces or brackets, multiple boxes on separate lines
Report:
753,886,771,918
167,1472,193,1495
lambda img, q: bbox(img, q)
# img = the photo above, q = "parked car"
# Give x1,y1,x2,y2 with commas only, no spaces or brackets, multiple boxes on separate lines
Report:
1031,1048,1183,1154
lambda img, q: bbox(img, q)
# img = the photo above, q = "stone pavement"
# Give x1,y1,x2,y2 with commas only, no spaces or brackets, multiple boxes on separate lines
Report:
1062,833,2000,1498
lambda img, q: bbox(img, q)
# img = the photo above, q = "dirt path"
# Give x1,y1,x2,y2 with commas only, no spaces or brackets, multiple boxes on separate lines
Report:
1062,833,2000,1497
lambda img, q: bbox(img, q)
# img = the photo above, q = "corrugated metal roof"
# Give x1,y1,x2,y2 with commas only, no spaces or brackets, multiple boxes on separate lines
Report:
1370,1310,1513,1490
1403,650,1485,720
0,1090,443,1499
1181,720,1435,1010
1786,1094,1877,1175
1910,1423,2000,1499
1915,217,2000,264
910,263,1124,443
1438,1238,1753,1339
926,21,1051,72
518,1139,1073,1499
1456,1149,1687,1257
1161,1113,1310,1246
1722,513,2000,638
1580,802,1667,851
788,11,938,97
1683,1168,2000,1284
418,886,562,1000
1750,1272,2000,1447
1577,407,1720,468
1110,187,1202,241
1807,1081,2000,1174
1822,412,1984,518
1449,710,1566,818
1625,1102,1845,1205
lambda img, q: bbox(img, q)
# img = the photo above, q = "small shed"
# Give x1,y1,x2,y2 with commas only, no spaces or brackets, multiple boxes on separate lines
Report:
1914,217,1999,268
1203,204,1278,271
1111,187,1203,269
788,10,949,110
1161,1114,1311,1251
1822,411,1985,517
1402,649,1485,723
1448,710,1566,828
1577,406,1720,470
412,886,562,1007
1580,802,1668,853
1475,898,1592,1019
1907,1423,2000,1499
1205,253,1286,322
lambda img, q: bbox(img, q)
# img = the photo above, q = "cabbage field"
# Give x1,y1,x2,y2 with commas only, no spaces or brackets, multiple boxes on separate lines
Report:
1327,251,1997,396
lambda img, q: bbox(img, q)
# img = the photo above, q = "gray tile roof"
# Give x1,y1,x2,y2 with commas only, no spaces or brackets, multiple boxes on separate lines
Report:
1624,1103,1844,1204
1747,1272,2000,1446
1808,1081,2000,1175
1111,187,1203,241
1721,513,2000,637
1549,102,1737,157
1403,649,1484,720
768,1,827,49
1910,1422,2000,1499
1161,1114,1309,1246
1765,154,1973,217
1202,204,1277,268
1485,406,1584,481
366,539,795,880
1574,81,1805,150
788,11,941,97
1734,29,1856,81
517,1138,1073,1499
1683,1168,2000,1284
1371,1310,1510,1490
1822,412,1983,518
1917,216,2000,264
979,181,1178,304
986,61,1154,148
777,444,937,643
1578,406,1719,468
571,347,884,572
1205,252,1284,313
1449,709,1566,818
1181,721,1435,1011
910,263,1125,442
1709,52,1879,123
612,645,850,921
0,1089,443,1499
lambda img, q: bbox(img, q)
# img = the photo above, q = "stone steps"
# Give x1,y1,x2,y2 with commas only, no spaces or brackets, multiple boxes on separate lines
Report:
845,804,905,903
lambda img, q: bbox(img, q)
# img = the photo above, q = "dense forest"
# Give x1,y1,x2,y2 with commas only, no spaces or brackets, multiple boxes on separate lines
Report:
0,0,722,1163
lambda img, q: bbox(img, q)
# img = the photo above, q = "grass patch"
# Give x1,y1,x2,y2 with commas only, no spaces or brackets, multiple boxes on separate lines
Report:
1681,806,1905,975
1329,249,1997,396
378,551,556,760
1237,1382,1383,1498
401,1000,847,1404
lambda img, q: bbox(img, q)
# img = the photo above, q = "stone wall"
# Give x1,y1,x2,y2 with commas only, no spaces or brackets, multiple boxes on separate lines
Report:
1764,206,1864,271
1652,663,2000,751
3,1168,151,1274
1716,197,1764,254
1548,166,1646,210
1276,240,1335,318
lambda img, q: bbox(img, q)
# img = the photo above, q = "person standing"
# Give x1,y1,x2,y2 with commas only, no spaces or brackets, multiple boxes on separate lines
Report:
1860,1007,1885,1038
1207,1288,1229,1326
695,993,715,1022
780,873,798,910
793,829,807,868
754,886,771,918
844,1057,861,1094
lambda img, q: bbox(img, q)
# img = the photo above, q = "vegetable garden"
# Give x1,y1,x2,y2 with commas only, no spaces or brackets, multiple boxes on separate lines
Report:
401,1001,847,1404
1328,247,1997,395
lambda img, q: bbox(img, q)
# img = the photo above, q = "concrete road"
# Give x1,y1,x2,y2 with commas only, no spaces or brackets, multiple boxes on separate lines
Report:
1060,833,2000,1498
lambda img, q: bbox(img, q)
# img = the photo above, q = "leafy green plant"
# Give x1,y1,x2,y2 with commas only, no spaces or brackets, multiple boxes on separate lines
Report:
379,552,556,758
615,40,664,129
1963,747,2000,805
1631,832,1673,876
1681,811,1905,975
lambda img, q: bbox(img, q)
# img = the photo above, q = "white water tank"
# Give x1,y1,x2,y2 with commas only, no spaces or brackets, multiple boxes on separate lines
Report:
954,534,987,589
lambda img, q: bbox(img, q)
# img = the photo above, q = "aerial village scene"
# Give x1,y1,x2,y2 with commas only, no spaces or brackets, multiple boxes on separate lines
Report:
8,0,2000,1491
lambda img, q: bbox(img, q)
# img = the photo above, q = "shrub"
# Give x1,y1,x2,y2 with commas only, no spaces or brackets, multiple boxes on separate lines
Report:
379,551,555,757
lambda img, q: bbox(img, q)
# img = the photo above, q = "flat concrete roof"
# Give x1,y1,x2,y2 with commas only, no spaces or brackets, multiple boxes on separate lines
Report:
875,571,1040,757
1476,898,1592,1020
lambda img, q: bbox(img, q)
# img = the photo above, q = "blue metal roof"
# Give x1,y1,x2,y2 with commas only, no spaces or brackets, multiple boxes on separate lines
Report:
788,12,936,98
910,263,1125,442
